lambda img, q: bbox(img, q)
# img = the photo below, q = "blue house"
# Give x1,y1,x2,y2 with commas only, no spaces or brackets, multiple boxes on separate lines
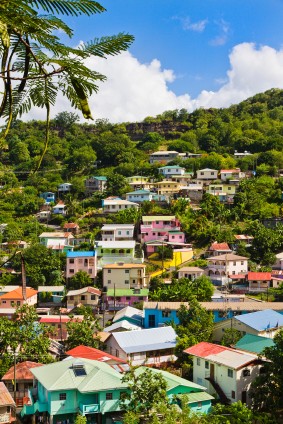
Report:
40,192,55,204
125,189,155,203
38,285,65,304
143,301,283,328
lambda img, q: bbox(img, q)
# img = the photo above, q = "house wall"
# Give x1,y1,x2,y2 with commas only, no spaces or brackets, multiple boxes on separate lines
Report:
0,294,37,308
178,270,204,280
101,228,134,242
106,295,148,309
196,170,218,180
103,203,138,213
191,357,261,406
168,232,185,243
67,292,99,309
66,255,97,279
159,167,185,176
168,387,211,414
144,308,179,328
103,267,146,289
126,193,153,202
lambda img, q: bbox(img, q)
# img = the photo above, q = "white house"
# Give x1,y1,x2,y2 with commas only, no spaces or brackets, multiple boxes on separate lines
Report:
178,267,204,280
158,165,186,177
102,198,139,213
196,168,218,180
52,201,67,215
104,326,177,365
149,151,180,164
185,341,265,406
206,254,248,285
100,224,134,241
125,190,154,203
219,169,245,181
58,183,72,193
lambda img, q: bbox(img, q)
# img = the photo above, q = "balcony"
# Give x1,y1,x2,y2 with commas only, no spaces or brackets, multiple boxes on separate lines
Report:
79,403,100,415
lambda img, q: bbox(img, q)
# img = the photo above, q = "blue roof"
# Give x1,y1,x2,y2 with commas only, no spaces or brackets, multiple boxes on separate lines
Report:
67,251,96,258
235,334,275,354
93,176,107,181
112,326,176,354
234,309,283,331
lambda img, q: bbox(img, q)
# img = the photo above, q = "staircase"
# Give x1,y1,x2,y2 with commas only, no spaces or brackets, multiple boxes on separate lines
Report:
205,377,231,404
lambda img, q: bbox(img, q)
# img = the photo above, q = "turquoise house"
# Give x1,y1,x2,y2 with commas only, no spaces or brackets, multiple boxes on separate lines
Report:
135,367,213,414
21,358,127,424
37,285,65,304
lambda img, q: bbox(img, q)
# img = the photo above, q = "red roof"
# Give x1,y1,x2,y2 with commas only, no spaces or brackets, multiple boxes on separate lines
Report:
229,273,247,279
2,361,43,381
65,345,126,363
220,169,240,173
184,342,228,357
40,316,83,324
248,272,271,281
63,223,79,229
209,242,231,251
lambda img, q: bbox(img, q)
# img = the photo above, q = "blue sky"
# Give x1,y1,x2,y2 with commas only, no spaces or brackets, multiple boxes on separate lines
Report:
27,0,283,122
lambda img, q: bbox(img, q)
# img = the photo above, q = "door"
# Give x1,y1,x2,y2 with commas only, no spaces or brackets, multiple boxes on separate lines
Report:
241,390,247,403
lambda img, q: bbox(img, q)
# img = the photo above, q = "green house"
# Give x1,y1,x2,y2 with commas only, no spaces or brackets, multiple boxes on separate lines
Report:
135,367,214,415
21,358,127,424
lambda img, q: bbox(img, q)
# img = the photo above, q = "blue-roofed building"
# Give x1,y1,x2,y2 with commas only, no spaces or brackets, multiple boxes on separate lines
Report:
214,309,283,341
125,189,155,203
40,191,55,204
104,326,177,366
66,251,97,280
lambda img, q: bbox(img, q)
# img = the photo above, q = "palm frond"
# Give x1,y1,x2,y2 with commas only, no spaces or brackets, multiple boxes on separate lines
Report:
28,0,106,16
81,33,135,58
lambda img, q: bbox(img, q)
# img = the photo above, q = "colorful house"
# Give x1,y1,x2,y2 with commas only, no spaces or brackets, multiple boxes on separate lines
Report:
177,266,204,280
247,272,272,293
158,165,186,177
58,183,72,193
100,224,134,242
40,192,55,204
220,169,245,181
65,345,128,369
2,361,43,407
39,315,84,341
153,180,181,196
140,215,184,251
196,168,218,181
66,287,101,309
39,232,74,252
112,306,143,327
125,189,155,203
20,358,128,424
206,254,248,286
184,342,265,406
104,288,148,310
149,150,180,164
0,287,37,309
102,198,139,213
104,326,177,366
235,334,275,355
66,251,97,279
85,176,107,195
126,175,151,191
207,242,232,257
207,183,237,202
102,263,147,290
38,286,65,304
95,240,143,268
52,200,67,215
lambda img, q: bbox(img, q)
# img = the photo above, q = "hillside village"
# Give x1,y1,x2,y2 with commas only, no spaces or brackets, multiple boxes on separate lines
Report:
2,92,283,423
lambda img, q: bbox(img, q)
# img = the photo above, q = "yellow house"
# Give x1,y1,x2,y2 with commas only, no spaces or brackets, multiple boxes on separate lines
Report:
154,180,181,195
103,263,147,289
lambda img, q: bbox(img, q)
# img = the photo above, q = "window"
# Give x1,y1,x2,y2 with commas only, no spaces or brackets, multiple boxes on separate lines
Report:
205,361,209,369
228,187,231,190
125,280,129,284
201,172,204,175
59,393,66,400
228,369,233,378
17,301,21,306
118,231,121,235
69,269,74,274
69,259,74,264
108,270,111,273
2,300,6,304
243,369,250,377
106,393,113,400
197,358,201,366
69,296,74,300
197,402,202,409
162,310,171,318
91,295,96,300
81,295,85,300
125,270,130,273
108,280,111,284
241,261,244,265
233,262,236,266
116,349,120,357
231,391,235,399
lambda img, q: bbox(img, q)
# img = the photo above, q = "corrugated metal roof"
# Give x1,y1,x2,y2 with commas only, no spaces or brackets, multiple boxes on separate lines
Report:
97,240,135,248
37,285,64,292
65,345,126,364
234,309,283,331
142,215,175,222
106,288,148,297
31,358,127,392
178,267,204,272
2,361,43,381
112,326,176,354
113,306,143,323
235,334,275,354
0,287,37,300
101,224,134,230
67,251,96,258
0,382,16,407
207,253,248,261
209,242,231,251
143,301,283,312
184,342,258,369
67,287,101,297
104,320,142,332
247,272,271,281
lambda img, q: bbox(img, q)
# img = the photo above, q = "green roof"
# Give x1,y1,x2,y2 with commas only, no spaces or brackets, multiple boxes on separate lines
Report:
31,358,127,392
235,333,275,354
107,288,149,297
178,391,214,403
135,367,206,391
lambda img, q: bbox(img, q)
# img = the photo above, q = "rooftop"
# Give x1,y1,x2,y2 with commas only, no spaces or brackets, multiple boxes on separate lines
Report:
67,287,101,297
96,240,135,249
0,382,15,407
65,345,126,364
66,251,96,258
142,215,176,222
106,288,148,297
207,253,248,261
111,326,176,353
104,320,142,332
234,309,283,331
178,267,204,272
2,361,43,381
101,224,134,230
235,334,275,354
103,263,145,269
39,232,74,238
247,272,272,281
209,242,231,251
0,287,37,300
113,306,143,324
37,285,65,292
184,342,259,370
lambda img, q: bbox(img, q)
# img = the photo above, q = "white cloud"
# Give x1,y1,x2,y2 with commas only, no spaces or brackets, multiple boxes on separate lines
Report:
15,42,283,124
182,18,208,32
209,19,230,46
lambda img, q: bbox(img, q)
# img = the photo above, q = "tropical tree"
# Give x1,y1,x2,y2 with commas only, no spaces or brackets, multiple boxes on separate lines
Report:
65,315,100,350
0,0,134,171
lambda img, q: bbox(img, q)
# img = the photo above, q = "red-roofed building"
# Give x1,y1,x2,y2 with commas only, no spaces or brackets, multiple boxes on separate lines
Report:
0,287,37,309
247,272,272,293
184,342,264,406
220,169,245,181
207,241,232,257
65,345,126,365
39,315,83,341
2,361,43,407
0,382,16,423
63,222,80,235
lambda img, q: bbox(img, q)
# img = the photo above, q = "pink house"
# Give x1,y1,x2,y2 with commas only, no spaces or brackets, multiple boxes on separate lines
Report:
66,251,97,279
0,287,37,309
140,215,185,254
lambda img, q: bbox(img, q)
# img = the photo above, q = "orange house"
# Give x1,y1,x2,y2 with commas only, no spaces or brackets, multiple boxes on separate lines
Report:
0,287,38,309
